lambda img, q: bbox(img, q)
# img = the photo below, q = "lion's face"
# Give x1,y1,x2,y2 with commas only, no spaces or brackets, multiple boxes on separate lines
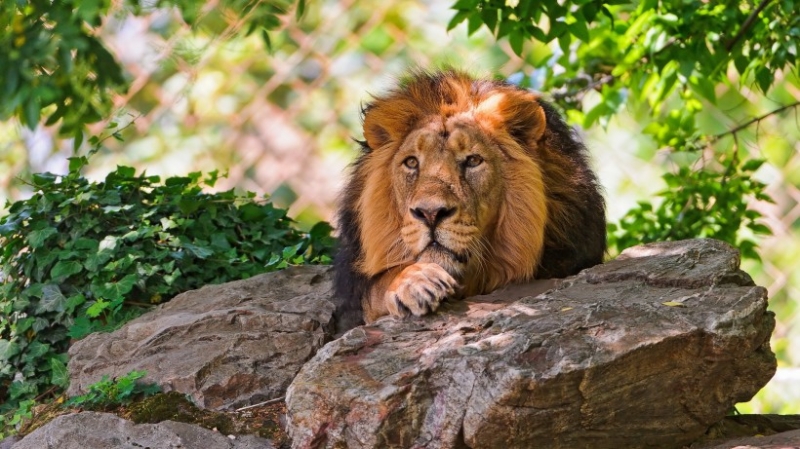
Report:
391,117,503,282
353,75,551,295
334,70,606,324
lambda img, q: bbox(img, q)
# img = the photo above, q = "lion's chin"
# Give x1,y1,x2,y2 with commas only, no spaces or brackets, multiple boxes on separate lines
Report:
416,243,468,278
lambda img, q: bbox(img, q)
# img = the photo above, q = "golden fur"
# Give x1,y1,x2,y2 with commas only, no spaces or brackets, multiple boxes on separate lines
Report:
333,70,606,325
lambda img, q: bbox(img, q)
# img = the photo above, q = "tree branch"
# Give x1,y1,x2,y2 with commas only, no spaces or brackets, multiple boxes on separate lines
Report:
550,74,615,102
235,396,284,411
711,101,800,142
725,0,773,52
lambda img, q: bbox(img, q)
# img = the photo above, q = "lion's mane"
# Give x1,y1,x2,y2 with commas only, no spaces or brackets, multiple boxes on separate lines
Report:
333,70,606,329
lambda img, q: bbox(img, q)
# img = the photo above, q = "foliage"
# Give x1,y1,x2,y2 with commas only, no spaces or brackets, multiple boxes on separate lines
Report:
451,0,798,255
0,0,297,142
608,156,772,260
0,150,335,415
0,398,34,440
64,370,160,410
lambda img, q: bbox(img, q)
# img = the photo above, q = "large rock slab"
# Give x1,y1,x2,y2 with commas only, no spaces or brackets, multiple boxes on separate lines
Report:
286,239,777,449
68,265,335,410
10,412,274,449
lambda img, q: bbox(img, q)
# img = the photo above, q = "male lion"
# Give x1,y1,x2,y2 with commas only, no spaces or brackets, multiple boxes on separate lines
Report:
334,70,606,325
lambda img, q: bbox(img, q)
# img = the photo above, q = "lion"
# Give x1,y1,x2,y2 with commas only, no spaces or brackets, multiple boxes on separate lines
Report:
333,69,606,326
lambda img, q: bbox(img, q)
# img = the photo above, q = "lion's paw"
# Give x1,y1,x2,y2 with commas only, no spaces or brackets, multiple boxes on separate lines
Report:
385,263,458,318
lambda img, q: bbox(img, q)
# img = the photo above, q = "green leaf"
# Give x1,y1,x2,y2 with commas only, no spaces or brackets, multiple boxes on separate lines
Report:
86,299,111,318
567,19,589,41
181,241,214,259
0,339,20,361
50,260,83,281
114,166,136,178
600,5,614,27
754,67,773,93
36,284,67,314
481,7,498,34
689,75,717,104
747,223,772,235
23,96,41,128
27,228,57,249
68,316,94,340
50,357,70,388
92,274,138,301
452,0,479,8
447,10,471,31
467,12,483,35
25,341,50,360
98,235,119,253
68,156,89,172
310,221,334,239
509,30,525,56
66,294,87,314
741,159,765,172
73,129,84,153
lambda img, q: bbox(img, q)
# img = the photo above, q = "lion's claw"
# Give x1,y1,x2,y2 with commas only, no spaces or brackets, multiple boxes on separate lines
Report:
385,262,458,318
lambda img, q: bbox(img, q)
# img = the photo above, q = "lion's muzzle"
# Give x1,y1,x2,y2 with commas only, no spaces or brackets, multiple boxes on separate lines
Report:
410,205,456,228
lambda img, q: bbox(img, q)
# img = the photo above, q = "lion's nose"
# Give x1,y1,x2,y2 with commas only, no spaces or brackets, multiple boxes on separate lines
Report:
410,206,456,228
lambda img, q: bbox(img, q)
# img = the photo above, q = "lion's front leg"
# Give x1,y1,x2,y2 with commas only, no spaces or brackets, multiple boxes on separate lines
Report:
363,263,459,322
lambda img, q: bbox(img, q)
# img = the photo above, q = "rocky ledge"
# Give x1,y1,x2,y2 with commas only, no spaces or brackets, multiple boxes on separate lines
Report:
67,266,336,410
7,239,790,449
286,239,777,449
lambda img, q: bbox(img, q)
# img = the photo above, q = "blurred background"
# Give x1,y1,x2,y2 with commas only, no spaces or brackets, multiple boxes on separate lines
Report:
1,0,798,413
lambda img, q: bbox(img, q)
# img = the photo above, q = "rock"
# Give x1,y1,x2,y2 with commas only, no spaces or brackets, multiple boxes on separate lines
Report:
694,429,800,449
0,436,20,449
286,239,776,449
68,265,335,410
698,414,800,444
10,411,274,449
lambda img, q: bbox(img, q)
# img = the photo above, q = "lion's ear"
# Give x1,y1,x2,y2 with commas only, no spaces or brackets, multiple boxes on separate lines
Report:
475,91,547,145
362,99,421,151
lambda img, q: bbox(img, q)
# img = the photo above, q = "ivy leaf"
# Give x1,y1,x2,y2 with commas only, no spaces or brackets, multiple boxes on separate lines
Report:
50,357,70,388
68,316,94,340
92,274,138,301
86,299,111,318
36,284,67,314
0,339,21,360
181,241,214,259
50,260,83,281
27,228,58,249
24,341,50,360
32,318,49,333
66,293,87,314
98,235,119,253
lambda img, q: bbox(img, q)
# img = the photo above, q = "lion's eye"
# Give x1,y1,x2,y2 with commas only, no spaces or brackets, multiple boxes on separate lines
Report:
403,156,419,169
465,155,484,168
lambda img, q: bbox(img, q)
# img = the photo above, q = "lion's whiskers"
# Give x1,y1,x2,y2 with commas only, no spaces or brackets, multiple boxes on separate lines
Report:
385,236,410,267
468,236,490,285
